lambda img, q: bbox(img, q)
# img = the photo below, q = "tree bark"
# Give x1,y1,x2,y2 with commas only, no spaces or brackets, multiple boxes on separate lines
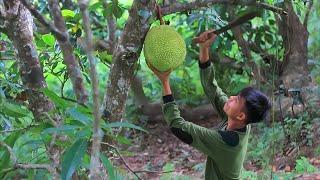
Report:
2,0,55,120
78,0,102,178
277,1,310,88
1,1,62,178
48,0,89,104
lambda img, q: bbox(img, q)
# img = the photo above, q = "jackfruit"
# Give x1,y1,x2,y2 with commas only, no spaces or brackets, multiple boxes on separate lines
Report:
144,25,186,72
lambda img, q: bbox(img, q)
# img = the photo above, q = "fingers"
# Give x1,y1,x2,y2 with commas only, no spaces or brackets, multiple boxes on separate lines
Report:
163,68,172,75
199,32,208,42
146,61,161,75
146,61,156,72
208,33,217,42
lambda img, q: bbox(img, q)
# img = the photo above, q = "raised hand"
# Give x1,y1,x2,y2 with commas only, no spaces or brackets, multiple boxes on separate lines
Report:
146,61,172,83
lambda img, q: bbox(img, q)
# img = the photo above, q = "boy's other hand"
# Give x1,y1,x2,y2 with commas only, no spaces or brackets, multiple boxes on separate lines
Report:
199,30,217,49
146,61,172,83
198,30,217,63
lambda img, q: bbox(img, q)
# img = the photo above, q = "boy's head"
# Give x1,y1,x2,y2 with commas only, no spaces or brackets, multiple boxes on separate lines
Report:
223,87,271,124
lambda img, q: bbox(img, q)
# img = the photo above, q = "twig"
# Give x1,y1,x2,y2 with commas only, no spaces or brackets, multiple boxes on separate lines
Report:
134,170,174,174
161,0,287,16
101,142,142,180
41,112,58,127
19,0,67,41
78,0,102,179
303,0,313,27
0,124,40,134
0,141,54,174
102,0,117,52
15,163,53,170
0,57,13,61
0,141,17,164
29,151,47,163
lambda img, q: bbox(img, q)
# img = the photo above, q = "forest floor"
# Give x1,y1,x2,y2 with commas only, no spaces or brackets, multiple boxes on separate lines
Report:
111,116,320,179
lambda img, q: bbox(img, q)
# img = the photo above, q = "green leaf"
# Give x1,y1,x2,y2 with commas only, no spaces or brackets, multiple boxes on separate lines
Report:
89,2,103,12
160,162,175,180
116,135,132,145
42,125,80,134
41,88,72,109
100,154,116,180
1,101,30,118
103,3,113,17
264,33,274,44
61,138,88,180
101,122,148,133
61,9,75,18
163,162,175,171
113,5,124,18
99,51,113,64
42,34,56,47
66,107,91,125
29,123,52,134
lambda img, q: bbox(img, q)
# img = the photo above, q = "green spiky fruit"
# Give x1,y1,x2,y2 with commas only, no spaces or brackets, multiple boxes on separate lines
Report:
144,25,186,72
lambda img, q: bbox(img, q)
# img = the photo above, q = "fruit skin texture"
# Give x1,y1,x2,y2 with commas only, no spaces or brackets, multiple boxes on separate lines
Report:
144,25,186,72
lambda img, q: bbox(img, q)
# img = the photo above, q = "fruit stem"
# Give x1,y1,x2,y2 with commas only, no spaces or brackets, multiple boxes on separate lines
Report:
155,4,164,25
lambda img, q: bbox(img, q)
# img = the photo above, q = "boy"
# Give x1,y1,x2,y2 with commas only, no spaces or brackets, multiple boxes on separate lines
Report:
148,30,271,179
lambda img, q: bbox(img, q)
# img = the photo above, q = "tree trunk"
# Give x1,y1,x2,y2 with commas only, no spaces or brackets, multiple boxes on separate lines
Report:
277,1,310,88
3,0,55,120
102,0,155,122
1,1,62,178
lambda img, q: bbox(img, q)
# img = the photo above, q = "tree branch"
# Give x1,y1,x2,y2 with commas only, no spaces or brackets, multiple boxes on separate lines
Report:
48,0,88,104
0,124,40,134
15,163,53,170
19,0,67,41
78,0,102,179
0,141,17,164
0,1,7,32
0,141,54,174
102,0,156,123
161,0,286,16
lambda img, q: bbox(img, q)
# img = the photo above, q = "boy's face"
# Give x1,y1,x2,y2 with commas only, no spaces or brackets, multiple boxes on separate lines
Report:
223,95,247,122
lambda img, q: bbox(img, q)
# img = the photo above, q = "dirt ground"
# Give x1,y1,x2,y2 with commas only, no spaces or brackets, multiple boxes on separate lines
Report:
111,116,320,179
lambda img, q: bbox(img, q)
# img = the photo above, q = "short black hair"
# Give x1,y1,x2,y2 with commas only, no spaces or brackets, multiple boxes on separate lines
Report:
239,87,271,124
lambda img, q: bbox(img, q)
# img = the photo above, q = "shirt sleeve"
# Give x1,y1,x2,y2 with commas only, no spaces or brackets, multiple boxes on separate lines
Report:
162,101,229,158
199,61,228,120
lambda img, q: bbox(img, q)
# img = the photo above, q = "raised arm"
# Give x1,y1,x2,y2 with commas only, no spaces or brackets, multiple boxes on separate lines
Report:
147,62,237,158
198,31,228,119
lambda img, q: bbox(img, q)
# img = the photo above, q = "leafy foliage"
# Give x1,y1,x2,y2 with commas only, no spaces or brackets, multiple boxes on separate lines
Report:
294,156,317,173
0,0,319,179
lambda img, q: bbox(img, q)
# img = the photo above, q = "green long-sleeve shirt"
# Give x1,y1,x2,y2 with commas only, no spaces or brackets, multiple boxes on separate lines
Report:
162,61,250,180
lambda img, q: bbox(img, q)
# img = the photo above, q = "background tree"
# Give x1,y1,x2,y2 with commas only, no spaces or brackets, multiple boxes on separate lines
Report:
0,0,319,179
